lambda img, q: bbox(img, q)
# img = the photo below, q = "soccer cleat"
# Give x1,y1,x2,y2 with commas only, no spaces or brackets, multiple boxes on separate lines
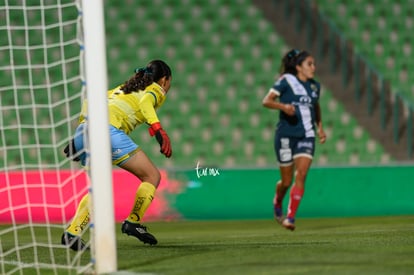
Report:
274,205,283,224
61,232,88,251
282,218,295,231
121,220,158,245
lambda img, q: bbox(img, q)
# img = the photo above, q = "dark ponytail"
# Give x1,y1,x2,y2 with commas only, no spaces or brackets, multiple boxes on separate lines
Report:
121,59,172,94
280,49,311,75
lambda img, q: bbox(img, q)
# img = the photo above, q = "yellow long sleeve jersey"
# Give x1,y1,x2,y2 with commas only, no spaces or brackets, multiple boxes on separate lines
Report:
79,82,166,135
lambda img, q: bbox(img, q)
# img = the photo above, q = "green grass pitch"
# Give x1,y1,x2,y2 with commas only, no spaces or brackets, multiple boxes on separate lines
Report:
118,216,414,275
1,216,413,274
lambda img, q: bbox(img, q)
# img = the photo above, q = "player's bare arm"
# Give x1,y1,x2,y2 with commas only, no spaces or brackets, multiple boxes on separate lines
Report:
314,102,326,144
262,90,295,116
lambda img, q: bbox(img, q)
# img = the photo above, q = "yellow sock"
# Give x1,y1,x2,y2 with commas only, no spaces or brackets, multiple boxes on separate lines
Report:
66,193,90,236
127,182,156,223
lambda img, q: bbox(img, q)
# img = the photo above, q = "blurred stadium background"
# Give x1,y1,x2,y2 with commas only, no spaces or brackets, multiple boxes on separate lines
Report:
2,0,414,170
2,1,413,273
107,0,414,168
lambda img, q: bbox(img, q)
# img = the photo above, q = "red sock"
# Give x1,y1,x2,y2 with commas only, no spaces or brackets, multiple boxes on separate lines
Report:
287,184,304,219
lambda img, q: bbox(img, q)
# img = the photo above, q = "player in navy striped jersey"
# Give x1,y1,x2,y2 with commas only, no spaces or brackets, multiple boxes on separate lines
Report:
262,49,326,231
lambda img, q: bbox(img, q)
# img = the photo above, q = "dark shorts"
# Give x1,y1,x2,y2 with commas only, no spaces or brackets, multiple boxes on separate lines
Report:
274,132,315,166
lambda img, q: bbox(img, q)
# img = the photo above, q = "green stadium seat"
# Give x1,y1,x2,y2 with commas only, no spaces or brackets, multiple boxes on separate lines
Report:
1,0,393,169
317,0,414,105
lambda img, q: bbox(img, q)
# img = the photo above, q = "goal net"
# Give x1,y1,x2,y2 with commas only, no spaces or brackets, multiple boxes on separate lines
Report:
0,0,113,273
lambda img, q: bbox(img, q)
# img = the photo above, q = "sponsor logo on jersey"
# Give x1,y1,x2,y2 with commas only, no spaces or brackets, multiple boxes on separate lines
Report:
292,95,313,108
299,95,312,104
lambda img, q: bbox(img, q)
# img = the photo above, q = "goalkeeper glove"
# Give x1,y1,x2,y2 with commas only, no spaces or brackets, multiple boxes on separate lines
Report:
148,122,172,158
63,139,81,162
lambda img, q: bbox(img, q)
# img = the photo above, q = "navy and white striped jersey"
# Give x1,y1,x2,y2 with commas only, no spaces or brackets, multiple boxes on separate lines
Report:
270,73,321,138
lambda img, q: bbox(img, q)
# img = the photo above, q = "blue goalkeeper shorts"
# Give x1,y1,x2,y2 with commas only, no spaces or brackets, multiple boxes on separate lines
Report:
73,123,140,167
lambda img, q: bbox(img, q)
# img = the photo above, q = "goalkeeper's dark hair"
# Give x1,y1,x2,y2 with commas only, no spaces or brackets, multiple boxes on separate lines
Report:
280,49,311,75
121,59,172,94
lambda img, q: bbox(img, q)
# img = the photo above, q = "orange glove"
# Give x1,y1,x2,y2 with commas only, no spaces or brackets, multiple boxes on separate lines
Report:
148,122,172,158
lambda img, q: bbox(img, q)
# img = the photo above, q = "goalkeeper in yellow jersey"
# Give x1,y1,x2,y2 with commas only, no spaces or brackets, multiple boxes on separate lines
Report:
61,59,172,251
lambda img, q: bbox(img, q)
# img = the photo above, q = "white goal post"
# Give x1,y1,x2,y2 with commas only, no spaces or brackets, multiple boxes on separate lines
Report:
82,0,117,273
0,0,116,274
